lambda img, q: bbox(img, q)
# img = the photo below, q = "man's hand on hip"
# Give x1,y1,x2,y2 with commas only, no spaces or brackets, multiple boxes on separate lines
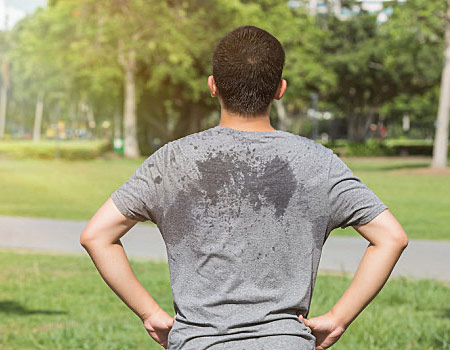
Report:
299,312,346,350
142,307,175,349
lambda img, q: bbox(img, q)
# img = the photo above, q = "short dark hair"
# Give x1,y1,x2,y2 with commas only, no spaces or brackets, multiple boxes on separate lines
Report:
212,25,285,117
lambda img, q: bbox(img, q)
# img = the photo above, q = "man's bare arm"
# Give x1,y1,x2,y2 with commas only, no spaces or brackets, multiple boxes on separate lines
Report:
329,209,408,328
80,197,174,348
300,209,408,349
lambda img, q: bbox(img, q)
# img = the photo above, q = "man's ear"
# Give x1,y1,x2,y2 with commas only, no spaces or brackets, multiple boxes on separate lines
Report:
208,75,218,98
274,79,287,100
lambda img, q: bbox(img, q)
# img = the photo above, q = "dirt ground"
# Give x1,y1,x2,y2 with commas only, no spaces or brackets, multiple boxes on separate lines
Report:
345,156,432,162
342,156,450,175
392,167,450,176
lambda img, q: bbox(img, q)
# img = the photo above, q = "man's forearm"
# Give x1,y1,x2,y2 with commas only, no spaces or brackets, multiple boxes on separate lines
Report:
82,240,163,321
329,240,407,329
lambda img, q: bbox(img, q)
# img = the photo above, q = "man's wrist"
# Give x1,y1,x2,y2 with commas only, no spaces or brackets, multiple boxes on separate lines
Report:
328,309,350,331
138,302,163,322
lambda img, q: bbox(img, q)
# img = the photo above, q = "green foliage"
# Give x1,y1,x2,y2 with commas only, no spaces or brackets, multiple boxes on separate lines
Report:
376,0,445,137
1,0,447,145
0,140,111,160
299,118,314,137
308,0,445,141
322,138,450,157
345,139,396,156
386,139,450,156
2,0,334,145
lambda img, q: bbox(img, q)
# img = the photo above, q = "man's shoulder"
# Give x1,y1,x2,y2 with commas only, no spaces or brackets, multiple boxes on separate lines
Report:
148,129,214,163
286,133,334,156
165,127,216,147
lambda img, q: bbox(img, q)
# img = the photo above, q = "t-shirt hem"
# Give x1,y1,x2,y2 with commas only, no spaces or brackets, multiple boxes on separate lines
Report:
345,204,388,228
110,191,146,222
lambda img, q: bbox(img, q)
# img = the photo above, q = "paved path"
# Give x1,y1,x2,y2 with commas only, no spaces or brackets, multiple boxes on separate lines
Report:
1,216,449,282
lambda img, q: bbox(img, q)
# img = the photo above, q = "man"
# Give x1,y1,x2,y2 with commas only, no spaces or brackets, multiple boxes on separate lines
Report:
80,26,408,350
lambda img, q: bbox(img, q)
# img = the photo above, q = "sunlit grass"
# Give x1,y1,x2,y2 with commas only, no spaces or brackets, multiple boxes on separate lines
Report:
0,250,448,350
333,157,450,240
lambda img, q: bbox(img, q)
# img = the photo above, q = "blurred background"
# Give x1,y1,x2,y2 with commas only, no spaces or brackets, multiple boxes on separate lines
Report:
0,1,449,349
0,0,448,159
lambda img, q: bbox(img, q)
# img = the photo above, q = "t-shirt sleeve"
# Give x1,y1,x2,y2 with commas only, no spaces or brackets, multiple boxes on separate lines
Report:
110,146,166,223
327,152,388,230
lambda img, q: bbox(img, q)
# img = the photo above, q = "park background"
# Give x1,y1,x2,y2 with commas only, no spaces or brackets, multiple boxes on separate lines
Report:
0,0,449,349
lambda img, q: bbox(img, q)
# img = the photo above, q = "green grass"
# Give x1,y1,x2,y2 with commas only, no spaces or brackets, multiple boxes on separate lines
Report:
0,250,448,350
0,156,449,239
0,157,148,222
332,157,450,240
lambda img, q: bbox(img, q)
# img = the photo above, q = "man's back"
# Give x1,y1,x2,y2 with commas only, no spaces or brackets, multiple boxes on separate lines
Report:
111,125,387,350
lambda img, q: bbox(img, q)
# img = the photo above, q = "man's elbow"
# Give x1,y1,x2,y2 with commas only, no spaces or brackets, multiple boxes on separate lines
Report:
80,229,99,249
398,232,409,249
387,230,409,250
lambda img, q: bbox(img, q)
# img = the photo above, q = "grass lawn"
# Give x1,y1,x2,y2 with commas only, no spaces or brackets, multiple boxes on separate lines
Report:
333,157,450,240
0,156,448,240
0,250,448,350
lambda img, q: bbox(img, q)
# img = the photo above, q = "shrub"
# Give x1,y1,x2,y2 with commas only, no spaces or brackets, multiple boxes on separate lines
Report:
0,140,112,160
345,139,396,156
321,138,449,157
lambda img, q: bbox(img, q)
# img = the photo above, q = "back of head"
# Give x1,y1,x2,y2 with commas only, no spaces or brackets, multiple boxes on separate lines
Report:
212,25,285,117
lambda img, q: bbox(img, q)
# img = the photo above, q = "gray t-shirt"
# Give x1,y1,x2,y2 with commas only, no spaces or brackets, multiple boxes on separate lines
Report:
110,125,388,350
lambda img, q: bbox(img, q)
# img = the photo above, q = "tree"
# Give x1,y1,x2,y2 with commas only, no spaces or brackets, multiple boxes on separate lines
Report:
319,9,394,142
316,0,445,143
0,31,10,139
432,1,450,168
71,0,175,158
0,57,8,139
9,6,80,141
379,0,445,142
263,1,335,132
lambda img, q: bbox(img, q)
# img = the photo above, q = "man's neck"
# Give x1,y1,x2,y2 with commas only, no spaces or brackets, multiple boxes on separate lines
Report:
217,109,276,132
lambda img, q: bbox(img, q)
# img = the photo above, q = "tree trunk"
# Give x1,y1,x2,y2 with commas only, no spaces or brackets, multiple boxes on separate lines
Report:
0,58,8,139
172,102,193,141
0,81,6,139
122,49,140,158
87,105,96,139
347,114,368,143
33,92,44,142
432,1,450,169
187,104,203,135
274,99,290,131
114,111,122,139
